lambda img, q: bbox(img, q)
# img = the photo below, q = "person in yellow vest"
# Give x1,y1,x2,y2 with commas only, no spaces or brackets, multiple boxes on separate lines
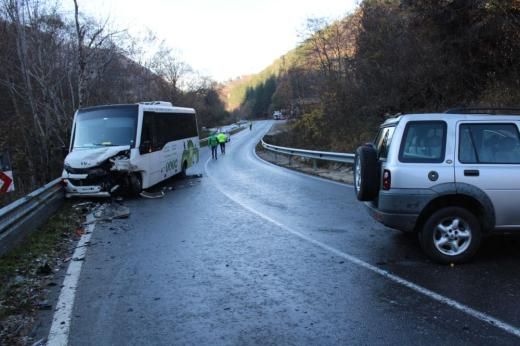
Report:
208,133,219,160
217,131,228,154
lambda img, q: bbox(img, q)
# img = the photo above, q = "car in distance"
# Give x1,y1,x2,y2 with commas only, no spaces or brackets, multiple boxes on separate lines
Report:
354,109,520,263
273,111,286,120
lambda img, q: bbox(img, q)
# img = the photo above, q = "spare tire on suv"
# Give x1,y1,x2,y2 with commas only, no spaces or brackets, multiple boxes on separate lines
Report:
354,145,380,201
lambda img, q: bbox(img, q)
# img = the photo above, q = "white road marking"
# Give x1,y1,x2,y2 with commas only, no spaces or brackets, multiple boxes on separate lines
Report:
47,216,95,346
205,156,520,339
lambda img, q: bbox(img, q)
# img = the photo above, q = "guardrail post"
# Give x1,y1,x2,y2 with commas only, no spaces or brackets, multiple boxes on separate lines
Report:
288,155,292,166
313,159,317,171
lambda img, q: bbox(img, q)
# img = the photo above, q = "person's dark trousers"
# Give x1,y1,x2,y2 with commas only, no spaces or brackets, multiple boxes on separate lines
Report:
211,145,218,159
220,142,225,154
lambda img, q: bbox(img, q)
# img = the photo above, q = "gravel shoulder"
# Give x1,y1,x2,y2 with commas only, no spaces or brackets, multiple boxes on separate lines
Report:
0,203,86,345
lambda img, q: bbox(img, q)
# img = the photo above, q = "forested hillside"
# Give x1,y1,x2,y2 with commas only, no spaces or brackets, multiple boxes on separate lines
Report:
0,0,230,204
228,0,520,151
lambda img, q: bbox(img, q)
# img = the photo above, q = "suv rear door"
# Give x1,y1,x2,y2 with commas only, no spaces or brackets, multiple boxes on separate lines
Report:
455,121,520,228
392,120,454,189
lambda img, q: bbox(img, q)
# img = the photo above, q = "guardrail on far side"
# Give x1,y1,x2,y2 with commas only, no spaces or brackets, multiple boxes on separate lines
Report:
260,139,354,169
0,178,64,256
199,124,247,147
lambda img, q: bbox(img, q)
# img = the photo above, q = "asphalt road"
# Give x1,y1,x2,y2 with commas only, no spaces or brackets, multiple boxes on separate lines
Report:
64,121,520,345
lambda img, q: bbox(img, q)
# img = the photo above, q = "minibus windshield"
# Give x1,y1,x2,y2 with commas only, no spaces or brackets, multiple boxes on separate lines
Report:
73,105,138,149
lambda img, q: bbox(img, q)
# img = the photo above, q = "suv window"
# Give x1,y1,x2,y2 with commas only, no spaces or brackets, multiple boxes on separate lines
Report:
374,126,395,159
399,121,446,163
459,123,520,164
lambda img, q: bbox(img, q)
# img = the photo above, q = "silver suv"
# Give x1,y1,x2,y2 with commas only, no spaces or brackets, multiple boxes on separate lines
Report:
354,109,520,263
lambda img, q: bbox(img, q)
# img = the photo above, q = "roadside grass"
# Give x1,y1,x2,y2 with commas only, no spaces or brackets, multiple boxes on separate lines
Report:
0,202,83,344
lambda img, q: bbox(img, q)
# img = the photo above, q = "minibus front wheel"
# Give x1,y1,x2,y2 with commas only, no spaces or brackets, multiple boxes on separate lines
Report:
128,173,142,196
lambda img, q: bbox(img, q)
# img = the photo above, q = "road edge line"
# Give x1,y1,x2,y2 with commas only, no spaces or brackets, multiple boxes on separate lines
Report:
204,156,520,339
47,215,95,346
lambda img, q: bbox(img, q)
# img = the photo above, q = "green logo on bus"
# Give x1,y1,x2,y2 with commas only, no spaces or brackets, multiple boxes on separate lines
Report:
182,140,199,167
165,159,178,172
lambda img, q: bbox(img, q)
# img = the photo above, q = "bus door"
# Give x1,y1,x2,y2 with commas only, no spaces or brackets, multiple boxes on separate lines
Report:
139,111,163,186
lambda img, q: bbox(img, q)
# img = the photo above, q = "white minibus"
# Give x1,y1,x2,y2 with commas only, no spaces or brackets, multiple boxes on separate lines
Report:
62,101,199,197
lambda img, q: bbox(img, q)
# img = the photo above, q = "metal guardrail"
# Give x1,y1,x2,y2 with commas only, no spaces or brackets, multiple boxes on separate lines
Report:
0,178,64,255
199,125,247,147
261,139,355,165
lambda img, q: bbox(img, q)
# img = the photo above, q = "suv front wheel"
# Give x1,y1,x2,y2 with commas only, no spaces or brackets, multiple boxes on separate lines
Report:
419,207,482,264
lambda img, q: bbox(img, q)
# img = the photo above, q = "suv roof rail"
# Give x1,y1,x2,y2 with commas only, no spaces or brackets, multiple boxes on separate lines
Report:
444,107,520,115
139,101,173,107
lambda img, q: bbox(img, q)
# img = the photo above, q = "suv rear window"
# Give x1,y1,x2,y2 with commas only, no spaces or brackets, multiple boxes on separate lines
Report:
399,121,446,163
374,126,395,159
459,123,520,164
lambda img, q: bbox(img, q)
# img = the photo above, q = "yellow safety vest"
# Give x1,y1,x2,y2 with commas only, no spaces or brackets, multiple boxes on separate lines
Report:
217,133,227,143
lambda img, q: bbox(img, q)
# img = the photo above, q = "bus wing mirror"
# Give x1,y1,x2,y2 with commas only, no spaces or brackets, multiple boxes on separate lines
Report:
140,140,152,154
61,145,69,158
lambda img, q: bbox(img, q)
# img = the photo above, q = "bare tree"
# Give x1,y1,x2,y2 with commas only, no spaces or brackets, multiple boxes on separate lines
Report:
149,42,192,101
73,0,122,107
0,0,72,183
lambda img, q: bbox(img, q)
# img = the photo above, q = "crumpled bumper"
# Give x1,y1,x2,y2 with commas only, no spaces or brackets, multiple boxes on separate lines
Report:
62,172,110,198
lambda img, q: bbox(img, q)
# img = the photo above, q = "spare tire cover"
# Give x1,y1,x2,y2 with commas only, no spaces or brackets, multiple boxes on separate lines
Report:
354,145,380,201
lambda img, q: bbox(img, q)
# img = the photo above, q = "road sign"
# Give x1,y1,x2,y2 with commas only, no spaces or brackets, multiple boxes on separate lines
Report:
0,170,14,193
0,151,14,193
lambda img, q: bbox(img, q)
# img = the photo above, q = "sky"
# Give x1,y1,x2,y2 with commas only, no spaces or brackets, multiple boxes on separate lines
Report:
62,0,359,82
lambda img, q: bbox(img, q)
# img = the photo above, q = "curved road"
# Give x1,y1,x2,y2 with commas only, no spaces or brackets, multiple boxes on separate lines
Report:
59,121,519,345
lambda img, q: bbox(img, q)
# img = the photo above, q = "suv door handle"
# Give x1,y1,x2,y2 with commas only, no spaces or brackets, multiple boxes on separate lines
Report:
464,169,480,176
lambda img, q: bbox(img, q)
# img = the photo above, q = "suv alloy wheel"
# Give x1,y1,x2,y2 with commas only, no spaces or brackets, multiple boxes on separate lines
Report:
419,207,482,263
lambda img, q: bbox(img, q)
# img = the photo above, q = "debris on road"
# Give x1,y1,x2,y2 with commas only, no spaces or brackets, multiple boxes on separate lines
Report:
36,301,52,310
136,173,203,199
84,203,131,224
72,201,97,214
72,201,95,209
140,190,165,199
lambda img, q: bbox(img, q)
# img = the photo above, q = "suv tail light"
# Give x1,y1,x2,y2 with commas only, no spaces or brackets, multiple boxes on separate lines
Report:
382,169,391,190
